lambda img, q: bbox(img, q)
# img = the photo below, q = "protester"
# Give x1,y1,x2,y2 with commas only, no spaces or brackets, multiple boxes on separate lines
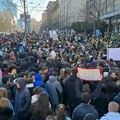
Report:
100,102,120,120
72,92,99,120
0,98,15,120
30,92,53,120
14,78,31,120
0,31,120,120
0,87,14,114
8,65,17,82
56,104,71,120
94,84,110,117
0,76,12,100
64,68,79,117
46,75,63,110
34,66,46,88
31,86,44,103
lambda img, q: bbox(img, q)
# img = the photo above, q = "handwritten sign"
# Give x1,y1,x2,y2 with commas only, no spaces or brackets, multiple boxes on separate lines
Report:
77,68,102,81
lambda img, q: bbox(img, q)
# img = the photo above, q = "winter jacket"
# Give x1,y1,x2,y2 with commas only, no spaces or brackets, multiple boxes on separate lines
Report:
100,112,120,120
72,103,99,120
34,73,45,87
94,92,110,117
46,76,62,106
0,83,12,101
64,75,79,108
114,92,120,105
14,78,31,120
0,107,15,120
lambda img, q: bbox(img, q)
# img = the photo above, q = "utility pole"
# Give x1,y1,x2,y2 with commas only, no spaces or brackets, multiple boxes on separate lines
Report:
22,0,27,35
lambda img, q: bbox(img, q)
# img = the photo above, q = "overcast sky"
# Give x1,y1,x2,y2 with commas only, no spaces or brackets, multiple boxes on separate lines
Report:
13,0,55,21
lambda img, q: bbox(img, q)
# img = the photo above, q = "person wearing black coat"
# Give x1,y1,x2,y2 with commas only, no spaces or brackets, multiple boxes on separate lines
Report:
14,78,31,120
0,107,15,120
64,68,80,118
0,75,12,101
94,85,110,117
0,98,15,120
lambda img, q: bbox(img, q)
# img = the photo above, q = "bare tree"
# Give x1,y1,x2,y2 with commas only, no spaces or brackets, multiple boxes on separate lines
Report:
88,0,115,29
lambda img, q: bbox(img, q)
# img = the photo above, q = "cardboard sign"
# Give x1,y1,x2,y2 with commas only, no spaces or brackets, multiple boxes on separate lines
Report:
107,48,120,61
77,68,102,81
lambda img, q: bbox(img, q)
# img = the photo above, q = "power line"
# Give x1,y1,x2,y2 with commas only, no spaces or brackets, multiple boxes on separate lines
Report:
29,0,46,21
28,2,42,13
3,1,24,13
37,0,46,21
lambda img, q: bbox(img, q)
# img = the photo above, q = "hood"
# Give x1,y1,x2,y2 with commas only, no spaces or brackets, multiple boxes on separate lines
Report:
49,76,57,82
17,78,26,90
35,73,42,81
0,107,13,119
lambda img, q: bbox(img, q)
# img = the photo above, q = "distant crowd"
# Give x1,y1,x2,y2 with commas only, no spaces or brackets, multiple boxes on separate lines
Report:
0,32,120,120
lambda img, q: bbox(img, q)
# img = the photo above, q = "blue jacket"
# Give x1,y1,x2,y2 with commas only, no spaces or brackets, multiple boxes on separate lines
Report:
15,78,31,118
46,76,62,106
34,73,48,92
34,73,44,87
72,103,99,120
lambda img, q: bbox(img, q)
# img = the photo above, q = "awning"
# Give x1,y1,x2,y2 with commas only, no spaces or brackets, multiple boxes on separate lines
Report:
100,9,120,19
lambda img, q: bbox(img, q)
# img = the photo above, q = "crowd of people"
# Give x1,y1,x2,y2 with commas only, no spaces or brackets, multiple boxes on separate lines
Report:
0,31,120,120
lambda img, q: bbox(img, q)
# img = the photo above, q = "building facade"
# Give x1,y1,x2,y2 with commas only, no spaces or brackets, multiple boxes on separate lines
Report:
41,0,87,31
59,0,87,30
30,19,40,32
41,10,48,30
0,0,17,32
41,0,59,30
88,0,120,33
50,0,59,29
46,1,56,30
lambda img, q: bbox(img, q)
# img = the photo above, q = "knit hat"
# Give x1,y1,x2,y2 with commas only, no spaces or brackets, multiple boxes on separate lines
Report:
83,113,97,120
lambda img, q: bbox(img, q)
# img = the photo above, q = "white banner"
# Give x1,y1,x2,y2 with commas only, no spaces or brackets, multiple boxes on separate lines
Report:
49,30,59,41
107,48,120,61
77,68,102,81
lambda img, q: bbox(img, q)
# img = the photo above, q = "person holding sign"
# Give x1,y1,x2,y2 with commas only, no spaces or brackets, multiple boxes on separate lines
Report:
76,68,103,101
